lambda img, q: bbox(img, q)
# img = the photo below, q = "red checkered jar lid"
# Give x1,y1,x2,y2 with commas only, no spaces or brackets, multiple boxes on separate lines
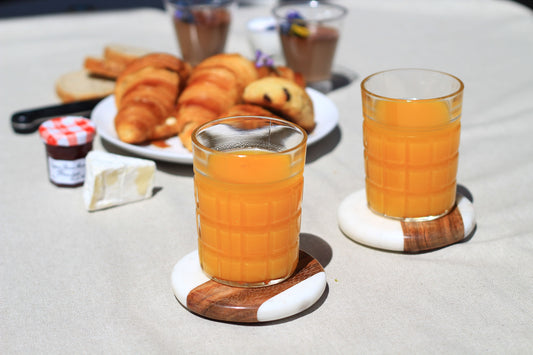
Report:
39,116,96,146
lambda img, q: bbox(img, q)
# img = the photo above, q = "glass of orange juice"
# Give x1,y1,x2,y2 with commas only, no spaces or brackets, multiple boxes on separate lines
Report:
192,116,307,287
361,69,464,221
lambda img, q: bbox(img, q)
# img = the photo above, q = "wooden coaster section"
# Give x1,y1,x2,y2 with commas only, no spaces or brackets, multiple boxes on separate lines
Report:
171,250,326,323
337,189,476,253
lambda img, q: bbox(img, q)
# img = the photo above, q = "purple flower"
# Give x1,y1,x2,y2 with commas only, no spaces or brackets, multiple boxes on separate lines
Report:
281,10,305,35
175,8,194,23
254,50,275,68
287,10,304,22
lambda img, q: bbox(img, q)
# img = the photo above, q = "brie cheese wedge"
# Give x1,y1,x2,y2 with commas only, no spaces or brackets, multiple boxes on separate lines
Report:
83,151,156,211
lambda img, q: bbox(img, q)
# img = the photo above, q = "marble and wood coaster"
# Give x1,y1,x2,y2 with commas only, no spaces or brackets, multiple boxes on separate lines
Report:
171,250,326,323
337,189,476,253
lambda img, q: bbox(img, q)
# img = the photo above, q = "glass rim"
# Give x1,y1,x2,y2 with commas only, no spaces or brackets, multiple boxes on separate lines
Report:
164,0,235,7
191,115,308,156
361,68,464,102
272,0,348,23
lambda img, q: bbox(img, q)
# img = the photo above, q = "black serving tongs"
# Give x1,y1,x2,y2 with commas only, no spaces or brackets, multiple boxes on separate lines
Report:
11,98,101,134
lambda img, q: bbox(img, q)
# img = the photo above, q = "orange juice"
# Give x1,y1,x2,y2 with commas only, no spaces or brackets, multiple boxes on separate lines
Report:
363,99,461,219
194,148,304,286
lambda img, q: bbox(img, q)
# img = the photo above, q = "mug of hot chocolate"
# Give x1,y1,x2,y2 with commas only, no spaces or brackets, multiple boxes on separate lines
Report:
272,1,347,84
164,0,235,66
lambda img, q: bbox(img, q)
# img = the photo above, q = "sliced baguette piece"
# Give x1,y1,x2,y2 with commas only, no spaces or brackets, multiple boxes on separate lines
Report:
84,44,152,79
55,69,115,103
104,43,152,66
84,56,126,79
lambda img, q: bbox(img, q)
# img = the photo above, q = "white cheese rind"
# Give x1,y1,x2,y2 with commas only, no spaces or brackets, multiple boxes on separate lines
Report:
83,151,155,211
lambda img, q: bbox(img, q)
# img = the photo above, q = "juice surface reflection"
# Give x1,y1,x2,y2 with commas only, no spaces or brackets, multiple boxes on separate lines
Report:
363,99,460,219
194,149,303,286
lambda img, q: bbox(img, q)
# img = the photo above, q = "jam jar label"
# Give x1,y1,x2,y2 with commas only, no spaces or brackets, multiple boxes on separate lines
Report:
48,157,86,185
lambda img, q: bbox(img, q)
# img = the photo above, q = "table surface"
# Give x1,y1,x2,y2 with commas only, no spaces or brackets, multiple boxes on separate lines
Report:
1,0,532,353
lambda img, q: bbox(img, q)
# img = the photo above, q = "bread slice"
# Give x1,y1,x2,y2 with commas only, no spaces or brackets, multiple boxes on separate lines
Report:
104,44,152,66
55,69,115,103
84,44,152,79
84,56,126,79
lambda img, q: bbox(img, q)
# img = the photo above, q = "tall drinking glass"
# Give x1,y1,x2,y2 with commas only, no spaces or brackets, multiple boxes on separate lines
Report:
361,69,464,221
192,116,307,287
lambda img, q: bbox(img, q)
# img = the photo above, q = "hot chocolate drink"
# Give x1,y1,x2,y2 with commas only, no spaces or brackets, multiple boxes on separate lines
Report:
272,2,347,84
280,25,339,83
172,7,231,66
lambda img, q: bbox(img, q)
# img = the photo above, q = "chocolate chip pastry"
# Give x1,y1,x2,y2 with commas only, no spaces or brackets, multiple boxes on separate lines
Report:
242,77,316,133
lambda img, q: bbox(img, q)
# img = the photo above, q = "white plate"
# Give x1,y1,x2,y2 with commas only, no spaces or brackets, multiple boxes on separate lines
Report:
91,88,339,164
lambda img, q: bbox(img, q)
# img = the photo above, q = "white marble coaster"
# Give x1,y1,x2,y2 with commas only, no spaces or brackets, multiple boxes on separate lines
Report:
171,250,327,323
338,189,476,252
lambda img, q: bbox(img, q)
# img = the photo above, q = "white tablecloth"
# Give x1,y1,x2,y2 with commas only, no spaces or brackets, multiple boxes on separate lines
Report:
1,0,532,353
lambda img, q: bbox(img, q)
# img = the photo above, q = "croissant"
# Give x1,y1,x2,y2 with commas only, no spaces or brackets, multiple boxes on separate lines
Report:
113,53,191,144
173,53,259,151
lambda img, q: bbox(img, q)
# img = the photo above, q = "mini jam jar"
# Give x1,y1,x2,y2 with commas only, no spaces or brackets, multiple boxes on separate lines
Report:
38,116,96,187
